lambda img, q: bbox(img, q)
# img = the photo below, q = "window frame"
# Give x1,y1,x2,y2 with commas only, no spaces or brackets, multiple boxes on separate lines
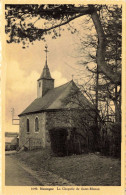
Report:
26,118,30,133
39,82,41,88
35,116,39,133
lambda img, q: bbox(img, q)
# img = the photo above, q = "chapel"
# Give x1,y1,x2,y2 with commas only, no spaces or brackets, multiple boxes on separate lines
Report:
18,47,95,155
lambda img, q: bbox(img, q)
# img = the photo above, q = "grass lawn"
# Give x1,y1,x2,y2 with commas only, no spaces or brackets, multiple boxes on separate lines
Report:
13,149,121,186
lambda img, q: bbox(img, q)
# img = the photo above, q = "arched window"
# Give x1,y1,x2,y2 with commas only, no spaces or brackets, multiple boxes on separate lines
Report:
27,119,30,133
35,117,39,132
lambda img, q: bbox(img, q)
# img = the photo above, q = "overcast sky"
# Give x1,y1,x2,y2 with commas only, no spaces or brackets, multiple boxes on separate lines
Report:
5,15,95,132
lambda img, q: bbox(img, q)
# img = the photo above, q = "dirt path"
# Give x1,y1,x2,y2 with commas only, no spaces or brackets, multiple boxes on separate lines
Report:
5,155,42,186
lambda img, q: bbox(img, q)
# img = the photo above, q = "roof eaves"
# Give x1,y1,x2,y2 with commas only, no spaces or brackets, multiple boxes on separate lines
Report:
18,107,92,117
19,108,69,117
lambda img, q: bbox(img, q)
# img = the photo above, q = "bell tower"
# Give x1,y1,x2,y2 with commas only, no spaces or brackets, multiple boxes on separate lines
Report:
37,45,54,98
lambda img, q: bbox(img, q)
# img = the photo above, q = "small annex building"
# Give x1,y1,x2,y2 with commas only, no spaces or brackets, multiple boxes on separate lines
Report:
19,53,95,155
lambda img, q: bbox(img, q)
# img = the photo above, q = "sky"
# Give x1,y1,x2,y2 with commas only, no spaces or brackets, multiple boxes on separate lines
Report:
5,15,95,133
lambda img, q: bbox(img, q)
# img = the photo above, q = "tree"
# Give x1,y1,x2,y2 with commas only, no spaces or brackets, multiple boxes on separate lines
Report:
102,5,121,122
5,4,121,85
77,5,121,122
96,5,121,122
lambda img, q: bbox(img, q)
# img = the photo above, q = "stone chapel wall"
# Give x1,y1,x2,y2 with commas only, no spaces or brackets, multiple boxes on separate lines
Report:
19,112,46,149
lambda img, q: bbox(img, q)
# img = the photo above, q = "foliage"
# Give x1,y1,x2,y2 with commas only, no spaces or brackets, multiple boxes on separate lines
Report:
100,122,121,158
49,127,68,156
5,4,83,45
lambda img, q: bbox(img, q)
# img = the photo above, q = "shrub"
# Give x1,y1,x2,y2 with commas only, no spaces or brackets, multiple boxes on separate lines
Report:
100,122,121,158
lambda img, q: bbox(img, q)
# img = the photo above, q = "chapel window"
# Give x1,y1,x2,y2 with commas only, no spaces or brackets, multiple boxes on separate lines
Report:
39,82,41,87
35,117,39,132
26,119,30,133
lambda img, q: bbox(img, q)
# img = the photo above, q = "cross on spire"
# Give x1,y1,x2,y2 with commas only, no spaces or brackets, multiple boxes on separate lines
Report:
72,74,74,80
44,44,49,64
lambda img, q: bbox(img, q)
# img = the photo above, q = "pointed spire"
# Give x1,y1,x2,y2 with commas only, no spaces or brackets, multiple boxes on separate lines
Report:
38,45,53,80
40,64,52,79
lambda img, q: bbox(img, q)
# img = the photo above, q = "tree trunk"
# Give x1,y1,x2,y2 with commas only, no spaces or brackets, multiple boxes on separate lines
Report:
114,98,121,122
95,62,99,126
89,6,121,85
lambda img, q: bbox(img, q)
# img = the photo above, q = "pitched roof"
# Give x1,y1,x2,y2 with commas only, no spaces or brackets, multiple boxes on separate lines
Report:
5,137,15,143
5,132,19,137
19,80,92,116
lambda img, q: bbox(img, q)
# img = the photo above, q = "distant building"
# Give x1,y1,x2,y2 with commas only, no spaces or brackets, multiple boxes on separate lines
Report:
5,132,19,150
